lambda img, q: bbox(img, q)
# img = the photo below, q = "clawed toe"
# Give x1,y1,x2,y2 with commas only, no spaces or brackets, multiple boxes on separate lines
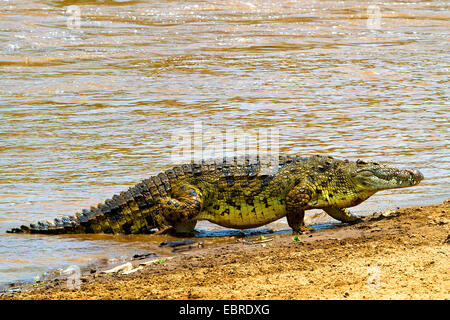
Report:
292,225,314,235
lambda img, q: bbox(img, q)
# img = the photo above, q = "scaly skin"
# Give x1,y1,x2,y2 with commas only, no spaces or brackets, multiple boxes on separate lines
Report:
7,155,424,235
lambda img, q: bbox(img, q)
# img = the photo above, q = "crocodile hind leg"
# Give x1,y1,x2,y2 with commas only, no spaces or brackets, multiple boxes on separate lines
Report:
155,184,203,235
286,185,315,234
323,207,361,224
286,209,314,235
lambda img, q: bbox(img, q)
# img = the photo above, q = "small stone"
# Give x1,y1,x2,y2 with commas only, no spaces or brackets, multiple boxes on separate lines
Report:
444,235,450,244
132,253,156,260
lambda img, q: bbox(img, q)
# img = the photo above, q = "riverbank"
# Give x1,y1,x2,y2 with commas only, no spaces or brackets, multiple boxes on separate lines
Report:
3,200,449,300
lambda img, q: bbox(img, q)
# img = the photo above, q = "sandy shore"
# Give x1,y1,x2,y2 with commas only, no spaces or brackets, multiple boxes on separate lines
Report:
3,200,449,300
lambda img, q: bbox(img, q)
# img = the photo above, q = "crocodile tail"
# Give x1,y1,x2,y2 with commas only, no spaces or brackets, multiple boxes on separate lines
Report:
6,174,174,235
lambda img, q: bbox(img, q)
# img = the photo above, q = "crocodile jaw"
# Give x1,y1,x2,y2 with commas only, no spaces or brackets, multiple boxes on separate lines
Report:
350,160,424,192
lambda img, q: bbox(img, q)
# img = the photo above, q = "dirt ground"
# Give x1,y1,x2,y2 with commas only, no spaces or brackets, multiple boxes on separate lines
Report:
3,200,449,300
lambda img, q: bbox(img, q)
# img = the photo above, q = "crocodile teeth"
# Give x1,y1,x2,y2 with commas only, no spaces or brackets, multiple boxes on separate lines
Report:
45,220,56,228
37,221,49,230
54,218,62,226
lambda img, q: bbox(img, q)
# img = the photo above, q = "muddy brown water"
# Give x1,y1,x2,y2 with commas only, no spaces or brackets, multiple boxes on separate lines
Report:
0,0,448,287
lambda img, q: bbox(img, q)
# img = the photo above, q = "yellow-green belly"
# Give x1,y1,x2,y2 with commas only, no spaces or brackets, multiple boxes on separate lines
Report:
197,196,287,229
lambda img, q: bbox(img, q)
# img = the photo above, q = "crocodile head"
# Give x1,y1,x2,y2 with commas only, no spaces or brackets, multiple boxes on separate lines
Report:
349,159,424,192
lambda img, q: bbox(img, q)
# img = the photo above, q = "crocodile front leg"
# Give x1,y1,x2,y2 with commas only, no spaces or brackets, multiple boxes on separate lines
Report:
286,185,314,234
155,184,203,234
323,207,361,224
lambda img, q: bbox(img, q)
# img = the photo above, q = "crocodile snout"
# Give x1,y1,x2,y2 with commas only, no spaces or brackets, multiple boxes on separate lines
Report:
407,169,424,184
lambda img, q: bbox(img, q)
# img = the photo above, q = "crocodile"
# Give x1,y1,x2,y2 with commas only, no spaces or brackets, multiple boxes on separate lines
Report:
7,155,424,235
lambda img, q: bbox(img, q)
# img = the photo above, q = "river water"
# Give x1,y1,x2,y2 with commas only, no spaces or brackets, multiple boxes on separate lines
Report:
0,0,448,287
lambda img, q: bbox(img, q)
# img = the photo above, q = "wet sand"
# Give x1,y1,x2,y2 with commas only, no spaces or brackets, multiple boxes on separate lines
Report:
3,200,449,300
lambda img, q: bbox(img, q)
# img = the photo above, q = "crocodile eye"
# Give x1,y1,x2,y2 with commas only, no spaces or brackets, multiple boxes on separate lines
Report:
356,159,368,165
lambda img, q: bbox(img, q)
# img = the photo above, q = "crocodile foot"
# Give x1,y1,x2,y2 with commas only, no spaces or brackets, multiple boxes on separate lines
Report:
292,225,315,235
